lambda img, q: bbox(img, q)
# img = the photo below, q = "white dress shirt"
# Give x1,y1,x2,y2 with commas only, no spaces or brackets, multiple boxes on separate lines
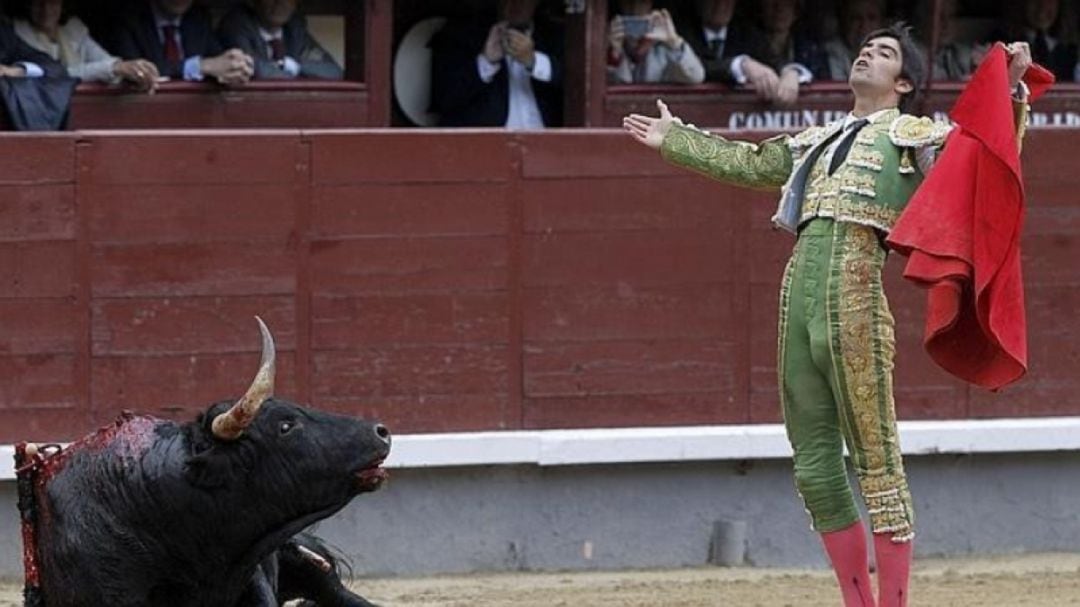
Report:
475,50,553,129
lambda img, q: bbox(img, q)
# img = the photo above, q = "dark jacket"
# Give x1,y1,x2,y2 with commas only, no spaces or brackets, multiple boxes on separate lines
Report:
110,3,222,79
0,16,66,78
429,17,563,127
679,13,829,85
217,5,342,80
0,17,74,131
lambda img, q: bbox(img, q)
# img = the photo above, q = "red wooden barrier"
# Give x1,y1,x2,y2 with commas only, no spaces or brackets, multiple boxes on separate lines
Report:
0,128,1076,442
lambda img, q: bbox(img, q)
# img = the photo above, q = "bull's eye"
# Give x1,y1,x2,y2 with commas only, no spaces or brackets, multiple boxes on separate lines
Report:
279,420,296,435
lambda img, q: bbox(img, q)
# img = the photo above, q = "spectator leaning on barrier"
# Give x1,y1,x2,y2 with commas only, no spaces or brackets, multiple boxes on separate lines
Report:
914,0,987,81
0,12,64,78
0,14,75,130
991,0,1077,82
11,0,159,91
217,0,343,81
429,0,563,128
607,0,705,84
109,0,254,85
676,0,742,84
824,0,885,80
736,0,827,106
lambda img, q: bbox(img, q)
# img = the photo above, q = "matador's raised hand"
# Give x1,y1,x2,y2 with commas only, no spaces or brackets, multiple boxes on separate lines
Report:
623,99,682,150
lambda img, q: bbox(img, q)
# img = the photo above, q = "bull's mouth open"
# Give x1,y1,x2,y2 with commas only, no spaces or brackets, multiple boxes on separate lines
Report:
355,458,388,492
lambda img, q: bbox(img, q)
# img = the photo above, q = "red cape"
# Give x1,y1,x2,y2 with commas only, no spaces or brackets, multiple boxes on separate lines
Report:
885,46,1053,390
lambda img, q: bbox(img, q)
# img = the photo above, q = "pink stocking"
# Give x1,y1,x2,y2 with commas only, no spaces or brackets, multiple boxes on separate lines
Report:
820,522,875,607
873,533,913,607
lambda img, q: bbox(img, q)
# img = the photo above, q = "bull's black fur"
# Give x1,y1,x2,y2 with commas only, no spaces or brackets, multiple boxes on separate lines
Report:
33,399,389,607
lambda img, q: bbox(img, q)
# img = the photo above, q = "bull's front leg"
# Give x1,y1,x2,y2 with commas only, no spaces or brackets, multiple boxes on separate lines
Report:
235,557,279,607
276,535,380,607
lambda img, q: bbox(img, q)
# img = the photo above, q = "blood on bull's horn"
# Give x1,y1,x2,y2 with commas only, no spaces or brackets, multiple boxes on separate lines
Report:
211,316,276,440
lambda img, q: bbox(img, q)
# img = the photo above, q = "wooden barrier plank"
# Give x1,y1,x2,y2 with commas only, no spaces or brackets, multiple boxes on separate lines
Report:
523,393,739,429
0,241,75,298
0,300,78,355
312,184,509,238
521,177,734,234
309,132,512,184
519,131,682,179
315,395,507,433
78,134,300,185
0,136,73,184
0,185,76,242
523,339,737,397
90,297,296,356
312,345,509,398
84,184,295,243
523,230,734,287
91,242,296,297
0,354,85,441
90,353,298,422
312,294,507,347
309,236,507,294
523,284,734,342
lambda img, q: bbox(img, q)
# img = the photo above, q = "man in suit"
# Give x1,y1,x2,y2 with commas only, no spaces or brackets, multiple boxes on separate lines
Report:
429,0,563,128
680,0,827,106
217,0,343,80
110,0,254,84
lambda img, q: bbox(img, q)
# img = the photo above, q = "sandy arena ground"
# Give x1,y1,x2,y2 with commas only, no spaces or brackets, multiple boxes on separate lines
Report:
3,553,1079,606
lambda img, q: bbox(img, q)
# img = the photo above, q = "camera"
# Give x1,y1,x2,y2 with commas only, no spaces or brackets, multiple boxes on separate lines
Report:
620,15,652,39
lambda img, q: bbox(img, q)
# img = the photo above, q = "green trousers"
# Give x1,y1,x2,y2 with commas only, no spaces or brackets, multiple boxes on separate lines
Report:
778,218,914,542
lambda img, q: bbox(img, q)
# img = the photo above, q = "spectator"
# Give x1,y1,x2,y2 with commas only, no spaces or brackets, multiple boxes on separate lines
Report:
740,0,827,105
992,0,1077,82
217,0,343,80
0,15,74,130
916,0,986,80
607,0,705,84
676,0,741,84
109,0,254,85
429,0,563,128
825,0,885,80
11,0,159,91
0,13,64,78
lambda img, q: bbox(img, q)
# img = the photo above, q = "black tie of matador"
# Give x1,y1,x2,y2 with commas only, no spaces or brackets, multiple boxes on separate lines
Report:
828,118,870,176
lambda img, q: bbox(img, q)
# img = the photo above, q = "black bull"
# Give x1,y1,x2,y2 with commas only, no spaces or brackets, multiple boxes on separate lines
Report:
14,318,390,606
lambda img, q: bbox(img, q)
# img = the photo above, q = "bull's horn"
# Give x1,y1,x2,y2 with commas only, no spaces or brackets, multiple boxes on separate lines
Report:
211,316,276,440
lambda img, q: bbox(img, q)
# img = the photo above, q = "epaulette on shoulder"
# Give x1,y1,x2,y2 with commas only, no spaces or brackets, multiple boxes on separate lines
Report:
888,114,952,148
788,124,831,151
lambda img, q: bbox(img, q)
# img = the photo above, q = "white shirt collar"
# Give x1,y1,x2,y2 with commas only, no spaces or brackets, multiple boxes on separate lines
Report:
846,107,894,129
151,6,181,29
259,26,284,42
703,25,728,42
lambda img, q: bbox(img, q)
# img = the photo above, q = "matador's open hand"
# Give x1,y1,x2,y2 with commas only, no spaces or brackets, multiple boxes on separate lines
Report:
623,99,682,150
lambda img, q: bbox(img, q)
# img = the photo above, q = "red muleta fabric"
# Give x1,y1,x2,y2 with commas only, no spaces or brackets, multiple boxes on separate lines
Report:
886,45,1054,390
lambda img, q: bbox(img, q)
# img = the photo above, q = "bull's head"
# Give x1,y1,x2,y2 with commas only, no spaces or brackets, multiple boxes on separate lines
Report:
185,317,391,516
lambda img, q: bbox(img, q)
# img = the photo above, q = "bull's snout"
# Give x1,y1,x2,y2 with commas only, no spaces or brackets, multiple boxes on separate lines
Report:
373,423,391,447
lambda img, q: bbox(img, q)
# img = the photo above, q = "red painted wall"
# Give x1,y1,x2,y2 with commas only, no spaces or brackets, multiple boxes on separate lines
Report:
0,129,1076,442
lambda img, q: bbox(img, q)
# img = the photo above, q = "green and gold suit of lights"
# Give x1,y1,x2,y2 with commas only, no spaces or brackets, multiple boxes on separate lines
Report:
660,103,1026,542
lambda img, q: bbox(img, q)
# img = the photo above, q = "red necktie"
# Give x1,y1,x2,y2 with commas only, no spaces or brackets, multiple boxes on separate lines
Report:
162,24,182,65
269,37,286,61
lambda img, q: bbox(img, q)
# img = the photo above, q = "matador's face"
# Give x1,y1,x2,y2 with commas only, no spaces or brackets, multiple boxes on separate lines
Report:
849,36,912,103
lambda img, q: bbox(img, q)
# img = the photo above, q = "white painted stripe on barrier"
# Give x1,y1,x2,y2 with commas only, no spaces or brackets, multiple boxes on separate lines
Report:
3,416,1079,479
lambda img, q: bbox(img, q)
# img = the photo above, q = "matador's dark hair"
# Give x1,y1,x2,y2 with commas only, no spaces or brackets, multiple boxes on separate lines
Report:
859,22,926,113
